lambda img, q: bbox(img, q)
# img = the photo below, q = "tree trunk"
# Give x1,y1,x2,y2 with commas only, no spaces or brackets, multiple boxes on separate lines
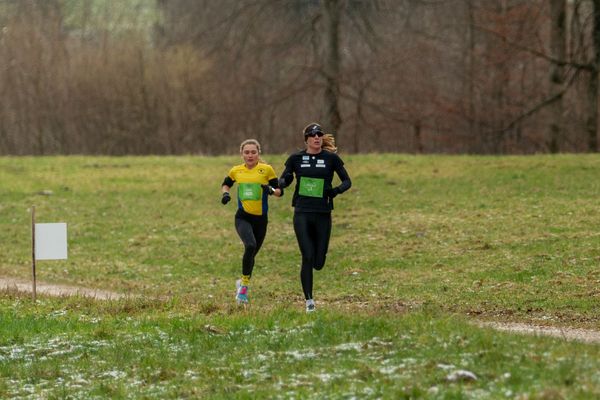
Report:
321,0,342,135
589,0,600,152
588,73,599,152
414,121,423,154
549,0,566,153
465,0,477,151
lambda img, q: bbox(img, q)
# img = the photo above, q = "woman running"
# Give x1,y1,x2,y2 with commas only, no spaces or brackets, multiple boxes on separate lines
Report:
221,139,282,304
279,123,352,312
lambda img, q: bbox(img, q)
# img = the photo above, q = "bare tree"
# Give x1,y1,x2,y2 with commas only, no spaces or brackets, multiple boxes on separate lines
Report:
588,0,600,151
321,0,341,133
1,0,599,155
549,0,566,153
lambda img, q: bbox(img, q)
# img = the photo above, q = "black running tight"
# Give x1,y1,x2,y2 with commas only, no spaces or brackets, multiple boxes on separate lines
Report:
235,212,268,277
293,211,332,300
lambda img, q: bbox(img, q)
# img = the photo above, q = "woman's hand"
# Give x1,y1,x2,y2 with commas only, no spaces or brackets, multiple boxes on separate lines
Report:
221,192,231,204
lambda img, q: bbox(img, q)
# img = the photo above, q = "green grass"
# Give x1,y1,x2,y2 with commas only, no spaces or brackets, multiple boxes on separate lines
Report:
2,299,600,399
1,154,600,398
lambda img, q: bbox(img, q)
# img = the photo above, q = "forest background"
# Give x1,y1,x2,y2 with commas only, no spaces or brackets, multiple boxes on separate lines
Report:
0,0,599,156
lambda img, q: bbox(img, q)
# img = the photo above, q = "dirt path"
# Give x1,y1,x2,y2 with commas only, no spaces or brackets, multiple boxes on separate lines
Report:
2,277,599,343
475,321,600,344
0,277,126,300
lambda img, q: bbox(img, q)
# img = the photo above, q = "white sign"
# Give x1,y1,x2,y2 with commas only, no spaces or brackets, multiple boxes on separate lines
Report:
35,223,68,260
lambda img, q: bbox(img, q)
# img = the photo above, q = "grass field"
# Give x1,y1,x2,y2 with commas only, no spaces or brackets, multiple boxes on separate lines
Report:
1,154,599,398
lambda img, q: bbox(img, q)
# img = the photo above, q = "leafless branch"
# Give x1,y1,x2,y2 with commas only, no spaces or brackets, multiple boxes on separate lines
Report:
476,24,595,72
498,67,583,133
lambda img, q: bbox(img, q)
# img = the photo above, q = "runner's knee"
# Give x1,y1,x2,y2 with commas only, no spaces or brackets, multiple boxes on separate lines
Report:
313,254,326,270
245,242,257,253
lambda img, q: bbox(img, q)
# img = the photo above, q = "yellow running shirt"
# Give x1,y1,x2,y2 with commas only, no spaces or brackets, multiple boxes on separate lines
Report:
227,163,277,216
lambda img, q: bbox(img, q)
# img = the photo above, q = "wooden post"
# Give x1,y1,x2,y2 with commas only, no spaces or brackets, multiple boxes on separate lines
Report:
31,206,36,302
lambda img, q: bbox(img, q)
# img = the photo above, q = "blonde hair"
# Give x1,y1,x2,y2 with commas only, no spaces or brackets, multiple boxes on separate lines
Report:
240,139,266,163
321,133,337,153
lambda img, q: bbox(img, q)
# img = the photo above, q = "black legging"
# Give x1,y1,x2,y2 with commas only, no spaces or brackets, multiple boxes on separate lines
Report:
235,212,268,277
293,211,332,300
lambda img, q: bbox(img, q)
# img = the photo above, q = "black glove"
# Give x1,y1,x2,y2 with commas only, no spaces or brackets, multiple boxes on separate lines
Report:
221,192,231,204
325,187,340,199
261,184,275,195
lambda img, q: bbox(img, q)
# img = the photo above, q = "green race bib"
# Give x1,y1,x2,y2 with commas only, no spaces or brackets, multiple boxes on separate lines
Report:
238,183,261,200
298,177,324,198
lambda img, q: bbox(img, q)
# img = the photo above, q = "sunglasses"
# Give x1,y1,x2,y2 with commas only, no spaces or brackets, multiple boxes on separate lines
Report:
306,131,324,138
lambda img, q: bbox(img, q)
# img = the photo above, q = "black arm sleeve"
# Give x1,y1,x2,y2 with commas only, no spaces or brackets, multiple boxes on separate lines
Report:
222,176,235,187
279,159,294,189
334,164,351,194
269,177,283,195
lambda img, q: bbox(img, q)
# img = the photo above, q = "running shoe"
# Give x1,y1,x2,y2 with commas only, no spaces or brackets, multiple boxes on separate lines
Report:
306,299,315,313
236,279,249,304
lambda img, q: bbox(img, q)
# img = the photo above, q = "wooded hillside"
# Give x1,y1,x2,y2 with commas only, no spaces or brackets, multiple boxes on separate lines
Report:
0,0,598,155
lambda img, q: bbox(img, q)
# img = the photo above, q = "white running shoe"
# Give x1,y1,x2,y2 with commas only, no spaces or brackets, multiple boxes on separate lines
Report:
306,299,315,313
236,279,249,304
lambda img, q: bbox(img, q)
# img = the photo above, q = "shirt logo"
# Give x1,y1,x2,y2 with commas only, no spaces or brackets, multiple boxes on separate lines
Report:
302,156,309,160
